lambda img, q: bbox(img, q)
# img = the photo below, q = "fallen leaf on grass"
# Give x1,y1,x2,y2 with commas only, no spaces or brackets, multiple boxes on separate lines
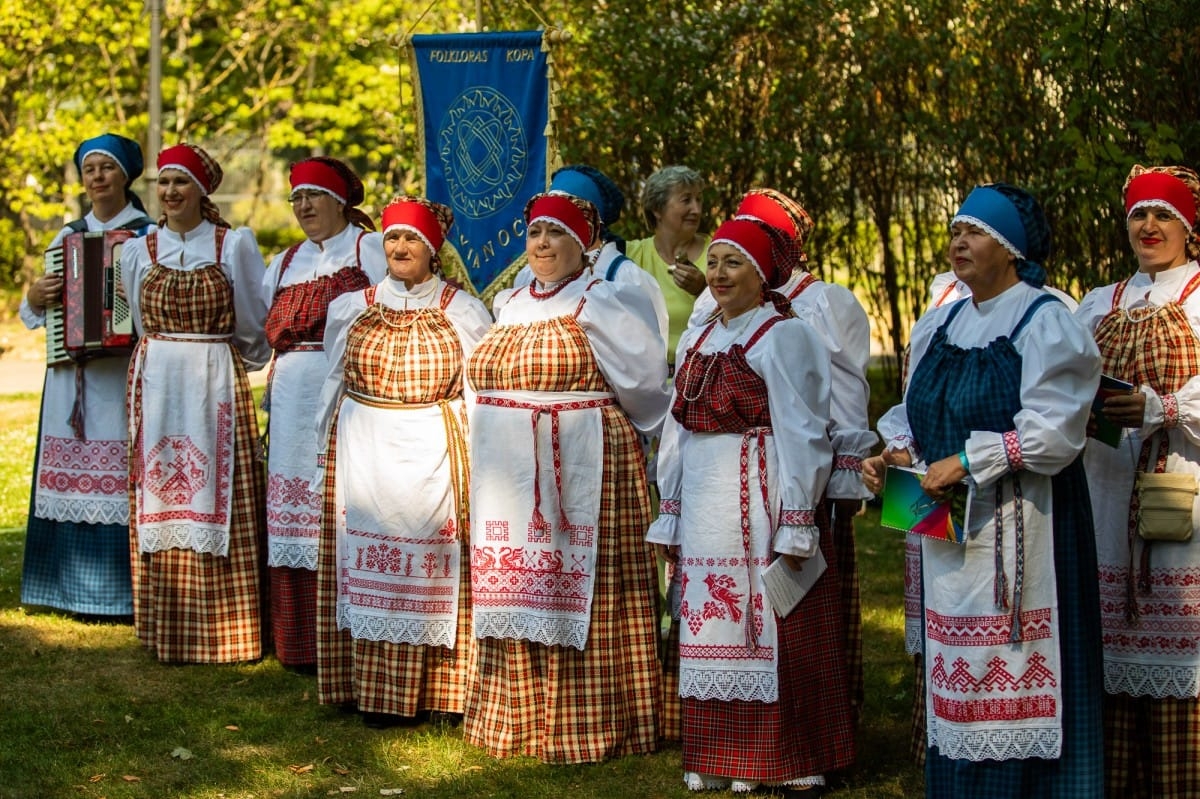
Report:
331,766,350,776
288,764,315,774
122,775,140,782
171,747,194,760
124,715,134,724
224,725,239,731
464,766,483,773
379,790,405,796
88,774,105,783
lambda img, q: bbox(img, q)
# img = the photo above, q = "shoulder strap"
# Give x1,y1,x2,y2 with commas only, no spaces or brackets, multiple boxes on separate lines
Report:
605,255,635,282
116,215,155,235
1178,271,1200,305
1111,277,1133,310
743,314,788,352
573,279,605,318
355,230,368,268
933,278,960,308
147,231,158,264
940,296,972,329
364,285,378,305
276,243,303,287
66,218,89,233
1010,292,1061,339
214,226,227,264
438,282,457,310
785,271,818,301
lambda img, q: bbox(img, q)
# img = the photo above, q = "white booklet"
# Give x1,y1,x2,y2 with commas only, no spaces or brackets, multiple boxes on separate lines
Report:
761,549,827,618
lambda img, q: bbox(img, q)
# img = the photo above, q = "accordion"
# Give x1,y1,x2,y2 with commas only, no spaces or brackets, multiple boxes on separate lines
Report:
44,230,137,366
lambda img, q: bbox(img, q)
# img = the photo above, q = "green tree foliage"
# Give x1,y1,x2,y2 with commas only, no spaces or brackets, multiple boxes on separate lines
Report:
3,0,1198,385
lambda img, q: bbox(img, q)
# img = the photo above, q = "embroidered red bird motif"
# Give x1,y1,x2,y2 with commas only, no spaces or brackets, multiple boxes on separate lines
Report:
703,573,743,623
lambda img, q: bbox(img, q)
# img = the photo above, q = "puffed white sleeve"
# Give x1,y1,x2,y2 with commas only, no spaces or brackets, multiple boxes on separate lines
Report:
120,234,152,338
964,300,1101,488
261,249,286,312
687,288,719,329
576,280,671,437
1130,285,1200,447
358,231,390,285
313,289,367,468
445,290,494,415
748,317,833,558
225,227,272,370
799,284,877,500
645,325,701,547
877,305,949,464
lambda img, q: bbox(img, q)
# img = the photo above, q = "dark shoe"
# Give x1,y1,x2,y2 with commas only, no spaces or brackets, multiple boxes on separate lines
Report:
426,711,463,727
361,712,409,729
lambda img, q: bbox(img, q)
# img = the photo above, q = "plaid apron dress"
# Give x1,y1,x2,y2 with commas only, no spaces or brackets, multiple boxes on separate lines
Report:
127,232,267,664
315,283,472,717
671,315,854,784
1091,271,1200,799
462,293,662,763
908,295,1103,798
264,236,373,667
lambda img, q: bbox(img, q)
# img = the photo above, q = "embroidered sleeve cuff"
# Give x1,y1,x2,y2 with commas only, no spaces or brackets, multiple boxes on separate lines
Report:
659,498,681,516
1164,393,1180,429
1002,430,1024,472
774,523,818,558
833,454,863,473
886,435,921,464
645,513,680,546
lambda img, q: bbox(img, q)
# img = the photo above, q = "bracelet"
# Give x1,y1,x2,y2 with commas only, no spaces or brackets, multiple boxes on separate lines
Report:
958,450,970,472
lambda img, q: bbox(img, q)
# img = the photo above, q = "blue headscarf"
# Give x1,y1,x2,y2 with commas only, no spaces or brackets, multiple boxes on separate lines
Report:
73,133,147,213
549,165,625,246
952,183,1051,288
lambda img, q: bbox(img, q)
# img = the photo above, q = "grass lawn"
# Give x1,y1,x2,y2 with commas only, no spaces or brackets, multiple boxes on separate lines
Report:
0,389,923,798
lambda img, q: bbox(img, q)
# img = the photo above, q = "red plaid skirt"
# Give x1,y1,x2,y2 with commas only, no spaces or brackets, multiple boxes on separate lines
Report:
462,406,662,763
681,512,855,782
1103,692,1200,799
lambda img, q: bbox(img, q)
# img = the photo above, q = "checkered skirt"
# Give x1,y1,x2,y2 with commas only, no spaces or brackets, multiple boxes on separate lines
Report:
463,317,662,762
680,502,855,782
316,304,470,712
128,263,267,663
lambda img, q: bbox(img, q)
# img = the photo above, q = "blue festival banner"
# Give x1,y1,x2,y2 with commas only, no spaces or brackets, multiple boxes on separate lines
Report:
410,31,549,297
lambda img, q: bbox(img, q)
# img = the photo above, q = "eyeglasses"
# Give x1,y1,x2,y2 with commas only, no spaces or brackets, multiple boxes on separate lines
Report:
289,190,329,205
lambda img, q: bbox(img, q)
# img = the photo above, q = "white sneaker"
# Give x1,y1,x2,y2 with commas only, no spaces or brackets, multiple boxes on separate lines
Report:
684,772,729,791
731,780,759,793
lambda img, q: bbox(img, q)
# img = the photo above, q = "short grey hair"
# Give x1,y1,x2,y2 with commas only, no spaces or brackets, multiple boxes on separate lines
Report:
640,165,704,230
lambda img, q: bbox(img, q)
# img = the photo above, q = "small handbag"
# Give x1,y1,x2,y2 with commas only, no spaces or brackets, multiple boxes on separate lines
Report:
1136,471,1198,542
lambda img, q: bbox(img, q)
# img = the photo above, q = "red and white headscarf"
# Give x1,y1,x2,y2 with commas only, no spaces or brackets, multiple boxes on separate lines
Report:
290,157,374,231
381,196,453,256
710,217,797,290
157,143,222,196
523,192,599,254
735,188,815,264
1124,164,1200,260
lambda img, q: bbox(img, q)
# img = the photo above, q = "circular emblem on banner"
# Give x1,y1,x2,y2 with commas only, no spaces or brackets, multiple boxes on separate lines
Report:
437,86,528,220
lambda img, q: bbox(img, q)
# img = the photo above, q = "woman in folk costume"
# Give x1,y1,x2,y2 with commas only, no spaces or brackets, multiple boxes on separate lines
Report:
261,158,387,671
122,143,272,664
464,192,670,763
1075,164,1200,799
314,197,491,727
688,188,875,729
863,183,1104,797
20,133,154,619
648,217,852,795
510,164,670,346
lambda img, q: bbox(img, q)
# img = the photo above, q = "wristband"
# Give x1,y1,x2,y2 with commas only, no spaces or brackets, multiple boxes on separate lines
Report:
958,450,970,472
